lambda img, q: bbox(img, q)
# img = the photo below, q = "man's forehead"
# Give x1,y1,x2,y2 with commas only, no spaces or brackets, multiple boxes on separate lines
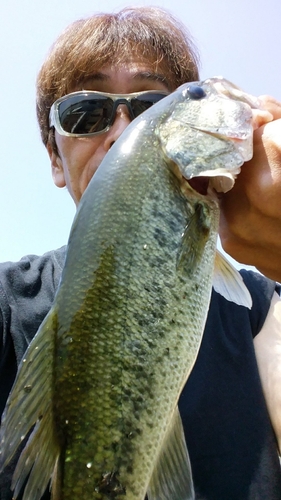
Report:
79,70,168,85
72,64,170,92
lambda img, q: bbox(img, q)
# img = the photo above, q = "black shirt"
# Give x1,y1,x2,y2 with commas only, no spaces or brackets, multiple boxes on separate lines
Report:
0,248,280,499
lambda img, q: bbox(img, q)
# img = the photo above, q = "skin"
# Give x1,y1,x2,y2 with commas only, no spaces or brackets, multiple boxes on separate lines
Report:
254,291,281,454
220,96,281,281
47,61,169,205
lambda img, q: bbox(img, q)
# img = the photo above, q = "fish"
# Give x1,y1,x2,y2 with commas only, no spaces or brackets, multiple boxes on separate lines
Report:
0,77,263,500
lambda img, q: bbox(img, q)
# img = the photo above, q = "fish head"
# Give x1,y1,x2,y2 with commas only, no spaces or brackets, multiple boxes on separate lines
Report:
156,77,265,194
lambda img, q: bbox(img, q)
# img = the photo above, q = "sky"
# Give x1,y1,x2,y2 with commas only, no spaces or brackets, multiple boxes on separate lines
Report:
0,0,280,263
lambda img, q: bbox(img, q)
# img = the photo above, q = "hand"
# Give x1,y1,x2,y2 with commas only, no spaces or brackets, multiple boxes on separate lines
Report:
219,96,281,282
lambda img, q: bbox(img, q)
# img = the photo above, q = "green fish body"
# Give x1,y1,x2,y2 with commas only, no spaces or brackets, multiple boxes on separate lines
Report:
0,78,255,500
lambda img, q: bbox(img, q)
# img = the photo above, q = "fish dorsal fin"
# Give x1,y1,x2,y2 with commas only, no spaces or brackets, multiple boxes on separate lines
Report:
213,250,252,308
0,310,61,500
147,406,195,500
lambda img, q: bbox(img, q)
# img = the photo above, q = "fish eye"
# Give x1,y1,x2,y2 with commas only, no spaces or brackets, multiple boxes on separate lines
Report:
187,85,206,100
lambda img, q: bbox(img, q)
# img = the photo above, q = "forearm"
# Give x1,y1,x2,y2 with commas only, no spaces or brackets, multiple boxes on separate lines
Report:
254,291,281,453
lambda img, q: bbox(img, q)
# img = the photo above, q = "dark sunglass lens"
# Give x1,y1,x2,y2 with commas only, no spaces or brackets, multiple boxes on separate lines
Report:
58,96,114,134
130,93,166,118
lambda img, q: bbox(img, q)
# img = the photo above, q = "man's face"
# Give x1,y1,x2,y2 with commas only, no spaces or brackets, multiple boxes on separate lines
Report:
47,60,170,205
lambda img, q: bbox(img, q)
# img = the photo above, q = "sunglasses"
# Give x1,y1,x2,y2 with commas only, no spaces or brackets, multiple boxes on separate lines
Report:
49,90,169,137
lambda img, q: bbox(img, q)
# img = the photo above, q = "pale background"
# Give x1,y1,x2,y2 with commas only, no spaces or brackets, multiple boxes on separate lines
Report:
1,0,280,263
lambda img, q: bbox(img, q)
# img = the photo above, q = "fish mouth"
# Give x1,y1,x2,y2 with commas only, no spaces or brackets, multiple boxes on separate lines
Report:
185,169,238,197
174,161,238,198
187,177,209,195
185,166,240,196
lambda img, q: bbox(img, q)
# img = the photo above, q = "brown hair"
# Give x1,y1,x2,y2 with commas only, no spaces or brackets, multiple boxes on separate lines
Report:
36,6,200,149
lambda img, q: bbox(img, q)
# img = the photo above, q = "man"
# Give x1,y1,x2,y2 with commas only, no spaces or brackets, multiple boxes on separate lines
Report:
1,7,281,499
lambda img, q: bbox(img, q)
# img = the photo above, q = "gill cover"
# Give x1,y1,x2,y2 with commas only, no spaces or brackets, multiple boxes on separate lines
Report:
156,79,254,193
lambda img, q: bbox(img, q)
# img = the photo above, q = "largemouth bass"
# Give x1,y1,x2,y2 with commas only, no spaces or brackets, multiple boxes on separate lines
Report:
0,78,266,500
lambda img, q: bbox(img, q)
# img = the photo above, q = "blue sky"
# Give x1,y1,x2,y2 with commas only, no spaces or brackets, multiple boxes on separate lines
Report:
1,0,280,262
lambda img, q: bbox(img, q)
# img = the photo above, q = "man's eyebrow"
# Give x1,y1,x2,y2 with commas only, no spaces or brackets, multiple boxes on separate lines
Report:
84,72,109,81
81,71,169,85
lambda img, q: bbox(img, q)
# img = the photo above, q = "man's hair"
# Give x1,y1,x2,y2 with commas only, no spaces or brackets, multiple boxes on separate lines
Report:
36,6,200,148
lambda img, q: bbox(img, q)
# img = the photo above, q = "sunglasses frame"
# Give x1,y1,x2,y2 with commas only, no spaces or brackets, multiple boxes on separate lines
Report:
49,89,169,138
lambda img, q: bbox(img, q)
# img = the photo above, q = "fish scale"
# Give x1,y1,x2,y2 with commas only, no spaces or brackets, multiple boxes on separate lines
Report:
0,78,256,500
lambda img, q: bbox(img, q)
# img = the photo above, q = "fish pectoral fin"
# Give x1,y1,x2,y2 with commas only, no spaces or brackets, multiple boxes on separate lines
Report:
213,250,252,308
177,202,210,275
0,310,61,500
147,406,195,500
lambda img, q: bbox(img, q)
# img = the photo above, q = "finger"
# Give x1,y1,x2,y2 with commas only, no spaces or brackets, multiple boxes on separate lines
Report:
252,108,273,129
258,95,281,119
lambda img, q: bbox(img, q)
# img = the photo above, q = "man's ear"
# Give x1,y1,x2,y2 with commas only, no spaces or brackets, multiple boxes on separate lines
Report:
47,141,66,188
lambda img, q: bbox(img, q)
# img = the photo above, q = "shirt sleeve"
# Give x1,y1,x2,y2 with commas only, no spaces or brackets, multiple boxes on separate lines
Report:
0,247,66,416
239,269,278,337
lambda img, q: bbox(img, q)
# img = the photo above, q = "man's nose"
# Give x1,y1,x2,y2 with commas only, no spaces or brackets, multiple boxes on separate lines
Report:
103,104,132,150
